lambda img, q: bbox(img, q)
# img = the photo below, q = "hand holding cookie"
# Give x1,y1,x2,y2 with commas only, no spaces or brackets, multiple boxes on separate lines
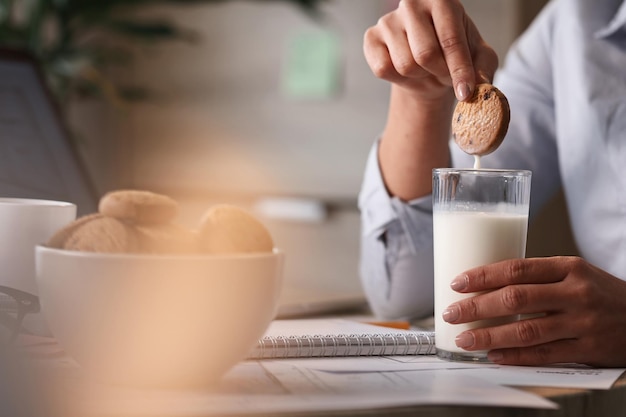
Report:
451,83,510,156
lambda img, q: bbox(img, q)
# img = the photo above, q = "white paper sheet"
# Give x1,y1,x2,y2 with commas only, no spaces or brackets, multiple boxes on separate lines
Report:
282,356,483,373
35,321,625,416
450,364,626,390
81,360,556,416
291,356,625,390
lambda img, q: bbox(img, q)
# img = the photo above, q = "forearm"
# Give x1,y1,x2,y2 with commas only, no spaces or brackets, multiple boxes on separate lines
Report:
379,85,455,201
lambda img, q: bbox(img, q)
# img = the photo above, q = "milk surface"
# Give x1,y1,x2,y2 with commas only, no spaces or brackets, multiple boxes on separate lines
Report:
433,209,528,354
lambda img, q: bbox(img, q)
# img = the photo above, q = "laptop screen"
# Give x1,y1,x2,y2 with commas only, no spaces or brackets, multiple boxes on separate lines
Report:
0,50,98,215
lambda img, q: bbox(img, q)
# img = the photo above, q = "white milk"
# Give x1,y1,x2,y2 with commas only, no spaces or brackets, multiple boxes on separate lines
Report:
473,155,481,169
433,209,528,355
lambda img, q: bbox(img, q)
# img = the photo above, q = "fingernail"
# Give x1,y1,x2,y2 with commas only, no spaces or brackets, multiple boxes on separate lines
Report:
455,332,475,349
450,274,468,291
456,82,471,101
488,351,504,363
442,305,460,322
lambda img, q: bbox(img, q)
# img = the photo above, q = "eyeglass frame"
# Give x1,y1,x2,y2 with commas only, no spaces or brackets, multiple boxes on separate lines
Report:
0,285,40,343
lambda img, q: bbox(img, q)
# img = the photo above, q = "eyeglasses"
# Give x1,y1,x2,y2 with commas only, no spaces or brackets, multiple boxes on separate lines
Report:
0,285,40,344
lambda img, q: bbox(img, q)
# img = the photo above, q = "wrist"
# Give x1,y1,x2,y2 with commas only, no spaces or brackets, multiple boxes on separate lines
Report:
378,85,454,201
391,84,456,115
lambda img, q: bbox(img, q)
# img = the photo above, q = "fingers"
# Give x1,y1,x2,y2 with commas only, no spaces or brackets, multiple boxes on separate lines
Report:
454,315,575,352
363,0,498,101
401,2,449,81
445,258,585,324
444,283,564,324
442,257,626,366
363,14,430,85
451,257,578,293
380,14,431,80
430,1,475,100
487,339,584,366
363,29,404,84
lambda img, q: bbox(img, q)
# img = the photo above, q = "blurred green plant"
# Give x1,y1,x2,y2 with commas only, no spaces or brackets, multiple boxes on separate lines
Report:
0,0,325,106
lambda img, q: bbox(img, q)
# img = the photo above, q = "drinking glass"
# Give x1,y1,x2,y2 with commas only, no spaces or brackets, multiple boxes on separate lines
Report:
432,168,531,362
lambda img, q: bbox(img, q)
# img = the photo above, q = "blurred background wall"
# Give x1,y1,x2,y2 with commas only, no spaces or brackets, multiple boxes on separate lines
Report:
68,0,576,297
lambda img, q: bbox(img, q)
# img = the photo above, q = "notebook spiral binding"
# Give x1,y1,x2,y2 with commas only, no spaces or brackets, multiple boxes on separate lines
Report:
250,332,436,359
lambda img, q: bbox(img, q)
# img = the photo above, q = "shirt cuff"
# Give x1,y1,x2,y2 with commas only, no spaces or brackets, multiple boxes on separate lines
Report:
358,138,395,237
391,196,433,254
358,139,434,251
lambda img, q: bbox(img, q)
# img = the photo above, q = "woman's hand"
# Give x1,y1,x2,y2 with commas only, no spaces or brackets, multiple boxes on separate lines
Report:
363,0,498,102
363,0,500,201
443,256,626,367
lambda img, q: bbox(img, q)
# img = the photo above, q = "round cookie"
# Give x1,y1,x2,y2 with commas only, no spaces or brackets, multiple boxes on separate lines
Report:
62,216,141,253
135,223,199,254
198,205,273,254
451,83,510,156
99,190,178,225
47,213,103,249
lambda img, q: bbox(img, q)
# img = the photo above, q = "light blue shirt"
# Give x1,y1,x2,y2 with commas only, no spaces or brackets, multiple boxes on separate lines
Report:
358,0,626,320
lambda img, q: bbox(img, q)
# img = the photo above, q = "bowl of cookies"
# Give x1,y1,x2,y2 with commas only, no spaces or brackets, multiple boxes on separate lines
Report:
35,190,283,387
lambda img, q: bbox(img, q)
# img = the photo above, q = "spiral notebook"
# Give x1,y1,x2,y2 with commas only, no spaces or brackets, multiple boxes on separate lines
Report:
248,318,436,359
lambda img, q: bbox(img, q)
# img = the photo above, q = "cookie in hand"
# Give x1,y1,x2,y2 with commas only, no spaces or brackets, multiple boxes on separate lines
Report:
451,83,510,156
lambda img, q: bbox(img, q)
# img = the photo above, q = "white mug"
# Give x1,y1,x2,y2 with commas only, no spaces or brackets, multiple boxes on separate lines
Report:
0,198,76,296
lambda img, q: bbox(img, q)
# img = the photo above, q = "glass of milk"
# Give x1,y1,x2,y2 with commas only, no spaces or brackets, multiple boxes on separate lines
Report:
432,168,531,362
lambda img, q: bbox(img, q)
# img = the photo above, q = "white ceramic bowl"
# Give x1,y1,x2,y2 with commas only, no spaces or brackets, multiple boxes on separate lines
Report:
35,246,283,387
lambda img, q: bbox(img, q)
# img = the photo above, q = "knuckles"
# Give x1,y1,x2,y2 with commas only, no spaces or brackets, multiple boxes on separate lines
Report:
370,59,396,80
412,47,440,68
466,268,488,291
457,297,480,320
363,29,394,79
364,0,481,83
394,59,418,77
563,257,602,309
500,286,528,312
530,344,553,364
438,34,466,54
506,258,529,281
376,13,394,31
571,279,598,308
515,319,542,345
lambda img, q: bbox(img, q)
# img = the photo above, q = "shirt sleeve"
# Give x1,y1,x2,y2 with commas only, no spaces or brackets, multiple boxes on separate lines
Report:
358,1,562,321
358,140,435,320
